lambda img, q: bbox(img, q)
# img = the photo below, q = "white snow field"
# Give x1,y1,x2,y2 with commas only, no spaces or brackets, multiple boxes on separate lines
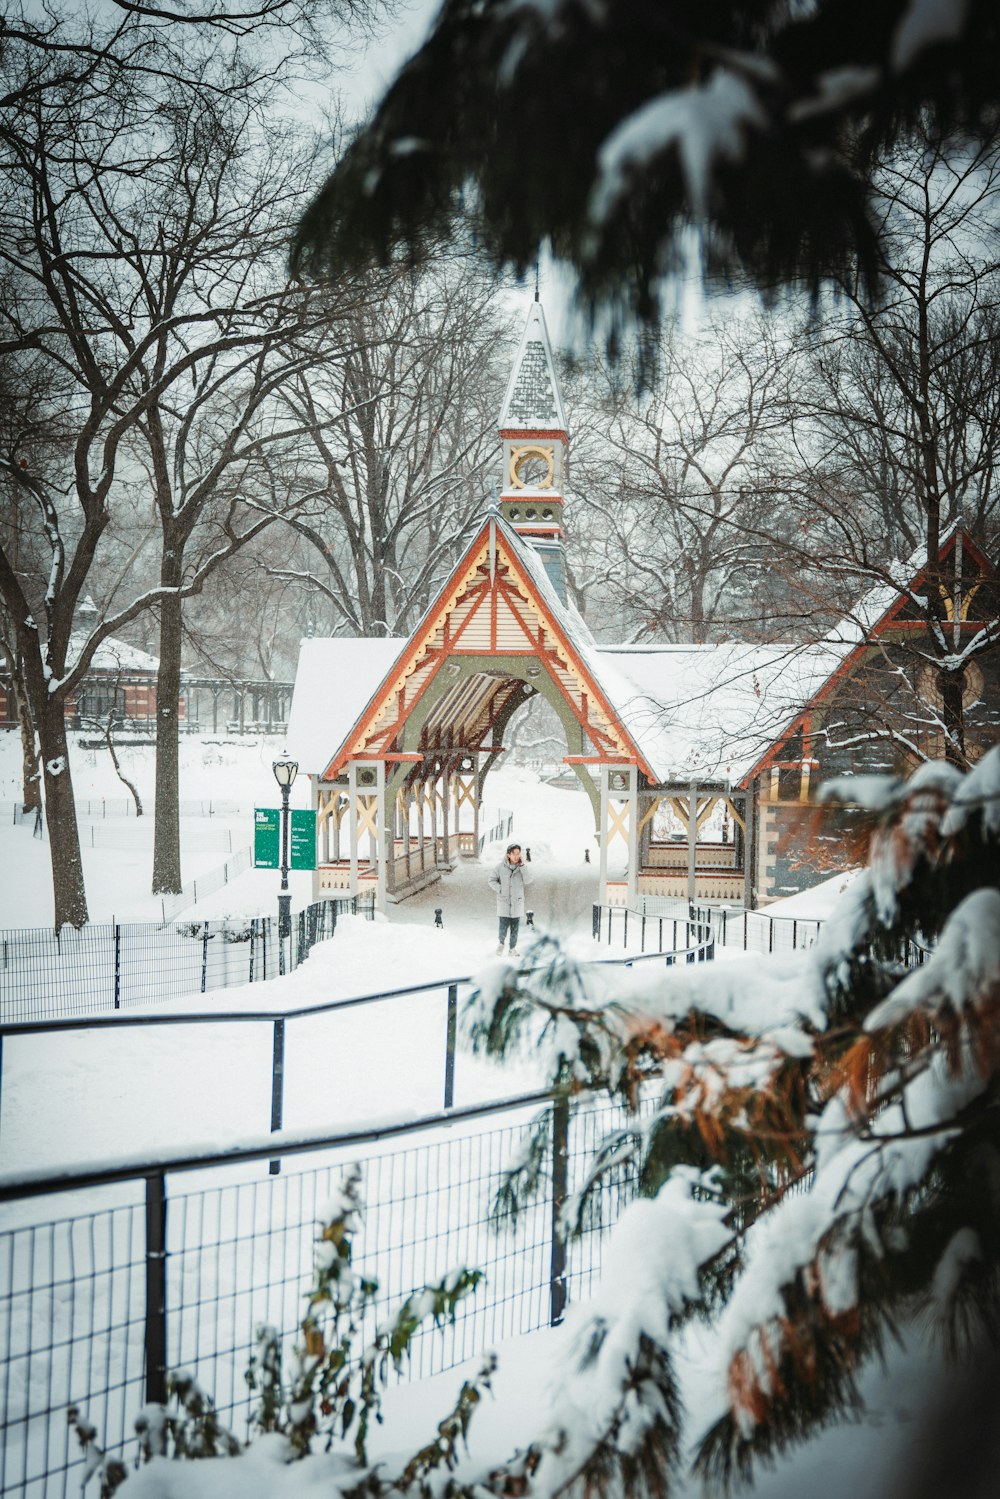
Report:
0,730,926,1499
0,734,643,1175
0,733,675,1497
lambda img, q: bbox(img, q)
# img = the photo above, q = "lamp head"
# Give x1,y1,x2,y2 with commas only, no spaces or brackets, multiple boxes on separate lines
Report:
272,756,298,789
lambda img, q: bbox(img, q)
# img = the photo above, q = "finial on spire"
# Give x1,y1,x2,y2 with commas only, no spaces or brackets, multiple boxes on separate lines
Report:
534,259,540,302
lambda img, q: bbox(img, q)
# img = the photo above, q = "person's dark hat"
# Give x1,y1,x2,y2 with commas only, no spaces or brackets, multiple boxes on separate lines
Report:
506,842,521,853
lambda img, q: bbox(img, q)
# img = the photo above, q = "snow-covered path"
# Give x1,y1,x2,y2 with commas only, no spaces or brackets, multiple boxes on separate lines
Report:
0,751,616,1179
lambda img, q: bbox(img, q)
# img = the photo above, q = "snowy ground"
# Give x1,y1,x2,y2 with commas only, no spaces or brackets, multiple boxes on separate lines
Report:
3,730,927,1499
0,735,647,1179
0,731,846,1180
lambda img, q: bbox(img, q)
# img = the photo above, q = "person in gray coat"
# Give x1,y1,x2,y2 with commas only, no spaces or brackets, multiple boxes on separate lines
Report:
489,842,534,956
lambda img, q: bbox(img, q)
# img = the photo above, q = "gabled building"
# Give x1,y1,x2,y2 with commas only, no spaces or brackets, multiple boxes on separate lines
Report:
0,598,165,732
287,301,999,912
0,596,296,738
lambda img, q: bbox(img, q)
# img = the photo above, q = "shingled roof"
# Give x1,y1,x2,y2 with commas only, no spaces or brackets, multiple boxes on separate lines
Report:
498,300,566,431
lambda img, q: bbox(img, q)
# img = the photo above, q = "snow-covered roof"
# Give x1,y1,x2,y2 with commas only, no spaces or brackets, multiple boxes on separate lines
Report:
498,528,844,784
817,520,989,646
498,300,567,431
593,641,847,785
286,637,407,775
67,631,160,675
283,523,855,790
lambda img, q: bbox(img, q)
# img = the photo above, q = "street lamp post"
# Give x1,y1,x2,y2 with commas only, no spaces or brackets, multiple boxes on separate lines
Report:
272,756,298,971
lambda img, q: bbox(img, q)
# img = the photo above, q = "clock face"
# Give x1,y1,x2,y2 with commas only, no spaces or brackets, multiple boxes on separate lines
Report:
509,444,554,490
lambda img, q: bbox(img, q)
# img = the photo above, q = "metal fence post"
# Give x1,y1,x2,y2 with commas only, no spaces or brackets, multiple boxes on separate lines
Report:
592,904,599,940
550,1096,569,1325
269,1018,285,1176
144,1171,168,1406
201,926,210,992
114,922,121,1010
444,983,458,1108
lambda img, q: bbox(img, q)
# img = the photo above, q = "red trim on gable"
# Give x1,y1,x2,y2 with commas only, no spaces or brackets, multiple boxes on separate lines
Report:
498,543,656,780
565,755,635,765
319,523,494,780
444,578,491,653
738,647,865,790
320,521,656,783
940,528,995,577
499,428,567,441
737,528,996,789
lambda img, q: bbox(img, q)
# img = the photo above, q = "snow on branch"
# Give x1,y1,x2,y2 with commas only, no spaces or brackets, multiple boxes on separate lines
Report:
465,745,1000,1491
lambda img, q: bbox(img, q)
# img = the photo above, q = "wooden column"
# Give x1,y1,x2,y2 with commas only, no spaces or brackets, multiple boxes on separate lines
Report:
405,788,413,881
599,764,610,899
442,762,451,865
332,792,343,863
376,760,387,913
423,772,430,866
687,785,698,906
626,766,639,909
348,762,359,898
600,765,638,906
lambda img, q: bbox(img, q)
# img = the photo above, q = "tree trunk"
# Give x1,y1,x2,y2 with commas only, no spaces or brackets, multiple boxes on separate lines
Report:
940,666,966,767
38,696,89,928
12,670,41,812
152,586,183,893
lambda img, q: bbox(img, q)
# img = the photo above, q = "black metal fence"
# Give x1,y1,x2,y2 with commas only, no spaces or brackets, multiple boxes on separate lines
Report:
690,903,931,966
3,798,256,823
477,808,514,855
9,803,43,837
691,903,823,954
158,847,254,924
0,918,697,1181
592,903,715,959
0,1088,651,1499
0,976,465,1171
0,897,375,1024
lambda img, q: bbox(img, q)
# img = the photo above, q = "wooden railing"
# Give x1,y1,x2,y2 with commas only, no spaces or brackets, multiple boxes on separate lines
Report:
639,871,745,900
646,842,739,869
316,836,452,893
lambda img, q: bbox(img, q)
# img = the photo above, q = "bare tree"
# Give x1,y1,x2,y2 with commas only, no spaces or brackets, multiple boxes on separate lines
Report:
568,312,799,643
271,257,514,637
0,5,379,921
785,122,1000,764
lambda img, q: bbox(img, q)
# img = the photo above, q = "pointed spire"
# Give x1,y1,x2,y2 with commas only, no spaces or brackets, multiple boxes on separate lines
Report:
497,299,570,600
499,300,566,432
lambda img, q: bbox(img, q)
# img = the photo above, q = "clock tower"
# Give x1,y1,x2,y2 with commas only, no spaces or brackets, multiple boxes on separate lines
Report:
498,297,569,597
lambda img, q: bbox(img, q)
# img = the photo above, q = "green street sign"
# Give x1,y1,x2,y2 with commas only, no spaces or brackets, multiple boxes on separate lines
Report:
254,807,280,868
290,808,317,871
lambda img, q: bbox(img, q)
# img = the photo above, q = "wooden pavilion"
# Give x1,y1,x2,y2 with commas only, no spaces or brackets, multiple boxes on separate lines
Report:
287,302,999,912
